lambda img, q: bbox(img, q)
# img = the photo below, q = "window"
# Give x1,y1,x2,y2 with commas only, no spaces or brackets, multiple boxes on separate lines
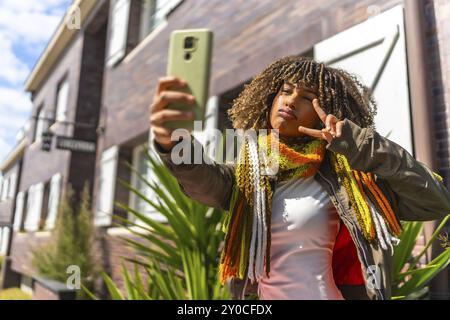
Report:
55,77,69,122
140,0,182,41
129,144,166,225
107,0,131,66
192,96,220,159
95,146,119,226
34,104,47,142
20,276,33,296
1,176,9,201
24,183,44,232
9,171,17,199
0,227,10,255
45,173,61,229
13,191,25,231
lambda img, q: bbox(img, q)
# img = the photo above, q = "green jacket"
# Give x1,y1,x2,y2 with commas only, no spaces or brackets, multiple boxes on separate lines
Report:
154,119,450,300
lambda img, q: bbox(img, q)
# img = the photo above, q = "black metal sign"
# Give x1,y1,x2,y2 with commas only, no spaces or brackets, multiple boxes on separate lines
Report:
55,136,96,153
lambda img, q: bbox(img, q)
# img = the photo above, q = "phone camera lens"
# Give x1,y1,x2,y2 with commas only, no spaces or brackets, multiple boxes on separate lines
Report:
184,37,195,49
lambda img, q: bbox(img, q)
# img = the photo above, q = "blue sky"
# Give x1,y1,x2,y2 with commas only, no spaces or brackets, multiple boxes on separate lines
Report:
0,0,72,162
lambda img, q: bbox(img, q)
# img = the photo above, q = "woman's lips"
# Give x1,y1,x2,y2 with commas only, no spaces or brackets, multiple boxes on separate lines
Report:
278,108,297,120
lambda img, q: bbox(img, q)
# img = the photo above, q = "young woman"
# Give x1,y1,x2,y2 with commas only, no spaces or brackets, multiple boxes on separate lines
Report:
149,56,450,300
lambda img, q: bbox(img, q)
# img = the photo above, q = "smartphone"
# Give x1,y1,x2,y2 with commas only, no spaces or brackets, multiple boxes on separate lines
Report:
165,28,213,131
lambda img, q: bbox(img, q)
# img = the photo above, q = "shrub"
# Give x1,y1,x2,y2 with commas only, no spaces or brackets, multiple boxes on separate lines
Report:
32,184,98,299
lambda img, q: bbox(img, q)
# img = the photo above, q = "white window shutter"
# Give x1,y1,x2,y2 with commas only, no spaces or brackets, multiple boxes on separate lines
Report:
1,177,9,201
24,183,44,231
192,96,220,159
24,185,35,231
13,191,25,231
45,173,62,229
0,227,10,255
107,0,131,66
56,79,69,122
9,171,17,199
156,0,182,22
95,146,119,226
314,5,412,154
130,144,167,225
0,175,3,200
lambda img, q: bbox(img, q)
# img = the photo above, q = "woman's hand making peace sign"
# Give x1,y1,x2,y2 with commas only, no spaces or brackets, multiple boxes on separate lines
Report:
297,99,344,144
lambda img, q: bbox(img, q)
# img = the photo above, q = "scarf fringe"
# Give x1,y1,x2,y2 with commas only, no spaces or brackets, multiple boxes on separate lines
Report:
219,132,403,285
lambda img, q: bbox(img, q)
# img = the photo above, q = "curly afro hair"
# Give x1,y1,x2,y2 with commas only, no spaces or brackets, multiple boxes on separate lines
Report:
227,55,377,131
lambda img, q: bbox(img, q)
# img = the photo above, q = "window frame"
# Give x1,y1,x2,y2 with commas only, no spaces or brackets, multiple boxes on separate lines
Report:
13,191,26,232
106,0,131,66
24,183,44,232
128,143,167,225
45,173,62,230
139,0,184,41
55,76,70,123
34,104,46,143
95,146,119,226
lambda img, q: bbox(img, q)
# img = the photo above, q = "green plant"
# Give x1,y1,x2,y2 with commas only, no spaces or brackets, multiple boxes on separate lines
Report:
0,288,32,300
92,147,230,300
32,184,98,299
95,145,450,300
392,214,450,299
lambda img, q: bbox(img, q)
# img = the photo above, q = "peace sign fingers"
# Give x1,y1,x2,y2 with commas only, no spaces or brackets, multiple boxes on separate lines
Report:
313,99,338,132
297,126,323,139
298,99,344,143
312,98,327,123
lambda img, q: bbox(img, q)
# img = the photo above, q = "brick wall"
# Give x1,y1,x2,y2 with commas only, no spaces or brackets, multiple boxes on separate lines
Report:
426,0,450,184
9,1,110,283
10,232,50,277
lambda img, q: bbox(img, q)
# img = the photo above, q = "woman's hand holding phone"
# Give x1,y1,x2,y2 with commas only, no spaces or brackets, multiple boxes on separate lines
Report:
149,76,196,152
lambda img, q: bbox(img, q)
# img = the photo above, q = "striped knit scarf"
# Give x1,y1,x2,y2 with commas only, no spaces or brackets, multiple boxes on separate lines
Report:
219,130,402,285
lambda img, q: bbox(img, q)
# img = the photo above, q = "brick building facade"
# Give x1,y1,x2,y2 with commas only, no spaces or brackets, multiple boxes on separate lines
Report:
1,0,450,299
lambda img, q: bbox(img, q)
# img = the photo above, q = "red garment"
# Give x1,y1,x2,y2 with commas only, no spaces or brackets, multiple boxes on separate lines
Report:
332,218,365,285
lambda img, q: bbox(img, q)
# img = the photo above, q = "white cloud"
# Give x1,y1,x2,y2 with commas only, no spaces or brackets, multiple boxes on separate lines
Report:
0,136,11,164
0,0,70,162
0,0,67,12
0,10,64,44
0,87,32,113
0,33,30,85
0,92,30,162
0,86,31,146
0,0,70,44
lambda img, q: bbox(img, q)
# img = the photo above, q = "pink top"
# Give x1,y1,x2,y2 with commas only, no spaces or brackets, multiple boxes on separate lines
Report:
258,175,344,300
